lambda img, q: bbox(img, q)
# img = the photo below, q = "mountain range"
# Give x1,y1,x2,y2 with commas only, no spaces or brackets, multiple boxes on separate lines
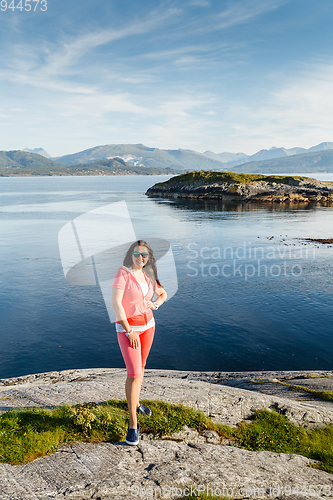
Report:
202,142,333,167
53,143,227,171
0,151,180,176
52,141,333,172
1,140,333,176
230,149,333,174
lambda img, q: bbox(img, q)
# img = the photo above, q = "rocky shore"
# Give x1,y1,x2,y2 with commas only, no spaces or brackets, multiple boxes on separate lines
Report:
1,368,333,499
145,171,333,204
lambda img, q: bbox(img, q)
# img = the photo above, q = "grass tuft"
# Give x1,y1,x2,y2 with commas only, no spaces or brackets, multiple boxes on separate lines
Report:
137,399,210,436
0,400,212,464
160,170,311,187
0,401,333,475
252,377,333,402
285,384,333,402
236,410,333,474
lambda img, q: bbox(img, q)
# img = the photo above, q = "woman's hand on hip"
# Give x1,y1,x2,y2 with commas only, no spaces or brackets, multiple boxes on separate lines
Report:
128,332,139,349
146,300,158,310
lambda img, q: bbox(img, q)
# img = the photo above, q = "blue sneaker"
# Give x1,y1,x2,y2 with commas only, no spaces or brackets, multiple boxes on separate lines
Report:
137,404,152,416
125,424,140,446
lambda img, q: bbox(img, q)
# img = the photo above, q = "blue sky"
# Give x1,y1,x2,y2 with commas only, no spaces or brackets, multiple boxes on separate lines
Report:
0,0,333,156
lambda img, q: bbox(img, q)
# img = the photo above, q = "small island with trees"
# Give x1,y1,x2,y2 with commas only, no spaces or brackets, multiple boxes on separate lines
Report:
145,170,333,204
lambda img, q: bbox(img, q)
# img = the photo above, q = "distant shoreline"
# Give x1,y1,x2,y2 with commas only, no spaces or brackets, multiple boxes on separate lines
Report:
1,171,333,179
0,172,174,177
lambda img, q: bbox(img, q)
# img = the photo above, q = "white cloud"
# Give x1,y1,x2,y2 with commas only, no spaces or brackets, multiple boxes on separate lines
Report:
219,61,333,152
43,7,182,76
0,5,182,96
174,56,202,67
143,43,216,60
217,0,288,26
187,0,211,6
138,92,220,151
158,93,215,116
0,68,96,95
183,0,289,35
0,0,330,156
57,93,150,117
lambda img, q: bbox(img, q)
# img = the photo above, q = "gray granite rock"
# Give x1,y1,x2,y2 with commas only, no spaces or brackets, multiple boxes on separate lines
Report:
1,368,333,499
1,368,333,428
1,440,332,499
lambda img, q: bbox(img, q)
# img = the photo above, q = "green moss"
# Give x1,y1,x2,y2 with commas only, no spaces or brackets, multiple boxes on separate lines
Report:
0,400,214,464
267,379,333,402
252,378,333,402
137,399,210,435
1,400,333,475
156,170,312,188
236,410,333,474
285,384,333,402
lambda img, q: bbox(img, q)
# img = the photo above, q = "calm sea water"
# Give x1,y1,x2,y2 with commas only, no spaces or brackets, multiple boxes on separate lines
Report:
0,174,333,379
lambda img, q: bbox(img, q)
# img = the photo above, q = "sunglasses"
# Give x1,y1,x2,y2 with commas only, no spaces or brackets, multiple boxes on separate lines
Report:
132,252,149,258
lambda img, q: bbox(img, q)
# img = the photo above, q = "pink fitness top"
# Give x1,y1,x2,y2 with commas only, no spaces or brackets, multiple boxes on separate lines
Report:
112,266,160,331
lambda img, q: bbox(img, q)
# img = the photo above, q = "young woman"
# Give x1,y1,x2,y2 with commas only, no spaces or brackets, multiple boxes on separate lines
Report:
111,240,167,445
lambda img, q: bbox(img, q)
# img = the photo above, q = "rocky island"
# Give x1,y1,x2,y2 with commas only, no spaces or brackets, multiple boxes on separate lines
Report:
145,171,333,204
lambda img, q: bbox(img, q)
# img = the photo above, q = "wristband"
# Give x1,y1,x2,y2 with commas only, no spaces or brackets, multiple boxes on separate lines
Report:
125,329,133,338
153,302,159,310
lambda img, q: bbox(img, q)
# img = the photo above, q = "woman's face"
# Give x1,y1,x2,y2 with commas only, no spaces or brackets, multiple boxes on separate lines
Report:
131,245,149,269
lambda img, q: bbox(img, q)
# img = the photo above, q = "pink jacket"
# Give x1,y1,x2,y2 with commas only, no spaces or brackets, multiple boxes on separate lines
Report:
112,266,159,326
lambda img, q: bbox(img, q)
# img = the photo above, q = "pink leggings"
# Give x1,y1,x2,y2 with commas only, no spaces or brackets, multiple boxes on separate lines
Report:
117,326,155,378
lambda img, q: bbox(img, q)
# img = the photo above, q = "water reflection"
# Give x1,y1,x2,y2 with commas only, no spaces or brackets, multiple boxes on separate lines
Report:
152,197,329,215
